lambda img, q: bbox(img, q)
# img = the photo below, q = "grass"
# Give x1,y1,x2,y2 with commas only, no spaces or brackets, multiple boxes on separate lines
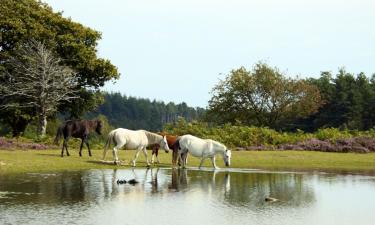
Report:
1,149,375,175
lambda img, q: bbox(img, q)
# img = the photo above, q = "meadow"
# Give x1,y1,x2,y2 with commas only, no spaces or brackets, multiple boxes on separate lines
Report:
1,149,375,175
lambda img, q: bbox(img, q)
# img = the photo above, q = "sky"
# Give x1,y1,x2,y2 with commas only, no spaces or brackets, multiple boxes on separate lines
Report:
43,0,375,107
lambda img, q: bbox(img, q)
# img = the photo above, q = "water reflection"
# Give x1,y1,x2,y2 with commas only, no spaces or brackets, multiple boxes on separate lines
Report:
1,169,375,225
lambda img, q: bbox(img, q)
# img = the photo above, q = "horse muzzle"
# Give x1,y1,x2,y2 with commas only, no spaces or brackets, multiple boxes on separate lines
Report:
225,162,230,167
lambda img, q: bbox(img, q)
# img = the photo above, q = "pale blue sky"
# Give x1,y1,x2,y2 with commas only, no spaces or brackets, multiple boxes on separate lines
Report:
44,0,375,107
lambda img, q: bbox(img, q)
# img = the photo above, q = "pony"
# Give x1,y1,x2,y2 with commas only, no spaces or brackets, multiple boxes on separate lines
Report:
149,134,180,166
103,128,170,166
54,119,103,157
177,134,231,169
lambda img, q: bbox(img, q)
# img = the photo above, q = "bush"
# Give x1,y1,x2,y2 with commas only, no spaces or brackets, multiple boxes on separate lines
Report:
164,118,375,153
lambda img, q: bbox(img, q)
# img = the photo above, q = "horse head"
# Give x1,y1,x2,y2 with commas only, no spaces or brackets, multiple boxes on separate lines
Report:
223,149,231,167
95,120,103,135
160,135,170,152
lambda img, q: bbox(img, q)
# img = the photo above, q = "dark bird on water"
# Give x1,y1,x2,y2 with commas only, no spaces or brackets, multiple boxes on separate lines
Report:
116,179,139,185
127,179,139,185
116,179,127,184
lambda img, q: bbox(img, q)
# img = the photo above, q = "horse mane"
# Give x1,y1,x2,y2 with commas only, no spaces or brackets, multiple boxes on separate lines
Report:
207,139,227,152
143,130,163,144
86,119,99,128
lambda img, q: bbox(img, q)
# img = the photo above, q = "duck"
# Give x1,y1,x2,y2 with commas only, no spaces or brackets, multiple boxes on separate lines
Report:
127,179,139,185
116,179,127,184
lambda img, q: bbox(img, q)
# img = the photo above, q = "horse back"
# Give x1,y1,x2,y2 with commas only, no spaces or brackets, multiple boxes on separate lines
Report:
113,128,148,149
62,120,90,138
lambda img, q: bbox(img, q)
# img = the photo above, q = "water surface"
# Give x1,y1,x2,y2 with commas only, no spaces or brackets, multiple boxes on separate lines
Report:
1,168,375,225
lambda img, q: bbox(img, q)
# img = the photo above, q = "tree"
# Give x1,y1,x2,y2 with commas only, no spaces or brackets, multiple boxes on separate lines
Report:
0,40,78,137
207,62,322,128
0,0,119,133
304,70,375,131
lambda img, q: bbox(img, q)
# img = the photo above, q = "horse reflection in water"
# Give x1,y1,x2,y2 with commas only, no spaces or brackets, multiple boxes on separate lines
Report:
169,169,188,191
97,168,230,197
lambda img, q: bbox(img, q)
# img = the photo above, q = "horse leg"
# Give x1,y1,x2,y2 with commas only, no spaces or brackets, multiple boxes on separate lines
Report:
151,146,157,164
172,148,178,167
151,152,155,164
79,138,84,157
155,149,160,164
199,157,206,169
211,156,219,169
177,149,186,168
61,139,66,157
142,147,151,167
84,137,92,157
65,137,70,156
132,148,142,167
113,146,120,165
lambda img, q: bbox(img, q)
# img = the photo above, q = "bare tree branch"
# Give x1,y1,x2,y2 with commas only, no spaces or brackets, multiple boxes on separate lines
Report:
0,40,80,136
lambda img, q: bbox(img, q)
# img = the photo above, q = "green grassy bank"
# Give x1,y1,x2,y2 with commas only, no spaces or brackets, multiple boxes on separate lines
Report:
1,149,375,175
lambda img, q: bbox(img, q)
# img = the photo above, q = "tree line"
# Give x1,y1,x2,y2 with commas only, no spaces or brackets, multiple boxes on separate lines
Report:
86,93,206,131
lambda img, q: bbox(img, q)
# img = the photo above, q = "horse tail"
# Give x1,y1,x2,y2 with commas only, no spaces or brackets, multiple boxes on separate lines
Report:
54,125,64,145
103,130,115,160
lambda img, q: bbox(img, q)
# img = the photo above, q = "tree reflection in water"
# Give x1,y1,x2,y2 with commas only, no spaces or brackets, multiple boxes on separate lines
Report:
0,169,317,208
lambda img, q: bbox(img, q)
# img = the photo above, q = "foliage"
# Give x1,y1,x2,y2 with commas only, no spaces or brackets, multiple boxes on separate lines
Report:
300,70,375,131
0,40,79,137
207,62,322,128
164,118,375,148
0,0,120,135
87,92,206,131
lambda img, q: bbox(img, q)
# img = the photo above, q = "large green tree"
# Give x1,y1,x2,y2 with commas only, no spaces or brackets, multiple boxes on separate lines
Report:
0,0,120,134
207,62,322,128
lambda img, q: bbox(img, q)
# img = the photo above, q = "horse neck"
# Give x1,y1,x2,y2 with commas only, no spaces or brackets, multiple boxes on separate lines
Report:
87,120,97,131
210,140,226,154
143,131,163,144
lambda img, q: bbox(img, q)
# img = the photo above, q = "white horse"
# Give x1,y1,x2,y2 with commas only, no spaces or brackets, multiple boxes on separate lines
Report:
177,134,231,169
103,128,170,166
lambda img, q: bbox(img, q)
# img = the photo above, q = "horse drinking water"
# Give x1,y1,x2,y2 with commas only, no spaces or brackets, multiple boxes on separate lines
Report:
177,134,231,169
54,119,103,157
103,128,170,166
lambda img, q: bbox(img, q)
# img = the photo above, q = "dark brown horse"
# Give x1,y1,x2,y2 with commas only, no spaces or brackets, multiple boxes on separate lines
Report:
54,119,103,157
150,133,181,167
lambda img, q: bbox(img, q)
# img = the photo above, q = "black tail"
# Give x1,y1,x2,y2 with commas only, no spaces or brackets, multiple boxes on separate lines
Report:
54,125,63,145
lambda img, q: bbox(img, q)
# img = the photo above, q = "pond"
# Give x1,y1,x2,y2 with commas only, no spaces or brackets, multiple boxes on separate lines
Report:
1,168,375,225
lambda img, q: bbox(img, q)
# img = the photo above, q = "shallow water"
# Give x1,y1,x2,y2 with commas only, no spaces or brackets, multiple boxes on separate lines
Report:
1,168,375,225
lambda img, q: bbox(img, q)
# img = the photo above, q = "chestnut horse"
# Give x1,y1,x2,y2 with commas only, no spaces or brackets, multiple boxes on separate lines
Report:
150,133,180,167
54,119,103,157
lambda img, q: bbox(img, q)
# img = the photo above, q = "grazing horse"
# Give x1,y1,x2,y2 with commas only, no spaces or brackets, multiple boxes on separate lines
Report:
150,134,180,166
54,119,103,157
103,128,170,166
177,134,231,169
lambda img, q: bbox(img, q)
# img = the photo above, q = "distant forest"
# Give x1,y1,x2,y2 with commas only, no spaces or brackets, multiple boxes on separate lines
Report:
86,92,206,131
